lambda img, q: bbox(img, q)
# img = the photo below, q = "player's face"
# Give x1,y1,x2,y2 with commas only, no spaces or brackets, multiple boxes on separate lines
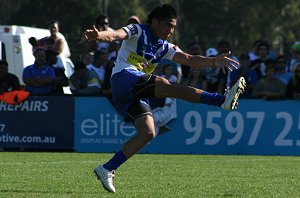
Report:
153,18,177,40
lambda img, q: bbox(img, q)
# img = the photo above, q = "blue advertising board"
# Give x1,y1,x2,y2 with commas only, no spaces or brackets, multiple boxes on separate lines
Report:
0,96,74,150
75,98,300,155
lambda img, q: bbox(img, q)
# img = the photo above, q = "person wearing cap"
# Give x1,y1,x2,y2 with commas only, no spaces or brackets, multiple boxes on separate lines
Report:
82,4,246,193
202,47,227,94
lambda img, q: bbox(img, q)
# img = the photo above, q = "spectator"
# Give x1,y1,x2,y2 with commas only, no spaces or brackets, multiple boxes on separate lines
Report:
286,63,300,99
45,50,69,95
127,15,141,25
184,68,207,90
202,48,226,94
42,20,71,58
248,39,263,61
230,53,258,98
69,61,102,96
80,52,94,66
0,60,20,94
181,41,202,81
87,49,108,85
23,48,55,95
252,63,286,100
88,14,119,59
250,41,275,79
161,63,178,83
287,42,300,72
217,39,239,88
275,55,292,85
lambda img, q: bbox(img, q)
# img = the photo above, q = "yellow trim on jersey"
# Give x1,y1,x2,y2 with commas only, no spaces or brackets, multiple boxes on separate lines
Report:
127,51,156,74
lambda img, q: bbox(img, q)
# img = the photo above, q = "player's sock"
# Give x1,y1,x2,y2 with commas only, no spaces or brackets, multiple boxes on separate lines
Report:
103,151,127,171
200,91,225,107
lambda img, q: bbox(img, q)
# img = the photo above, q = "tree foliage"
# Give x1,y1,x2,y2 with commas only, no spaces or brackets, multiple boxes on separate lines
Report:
1,0,300,57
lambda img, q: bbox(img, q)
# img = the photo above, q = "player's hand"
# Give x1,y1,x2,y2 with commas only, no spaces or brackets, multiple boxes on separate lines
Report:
215,51,239,72
82,25,99,41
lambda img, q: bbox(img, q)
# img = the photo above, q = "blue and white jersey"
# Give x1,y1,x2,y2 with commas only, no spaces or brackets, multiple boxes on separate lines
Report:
112,24,182,76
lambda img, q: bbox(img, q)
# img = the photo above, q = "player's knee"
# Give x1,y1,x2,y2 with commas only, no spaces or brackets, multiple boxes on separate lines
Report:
142,130,155,143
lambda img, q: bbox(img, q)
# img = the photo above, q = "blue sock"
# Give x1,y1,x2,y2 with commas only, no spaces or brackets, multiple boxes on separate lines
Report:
200,91,225,107
103,151,128,171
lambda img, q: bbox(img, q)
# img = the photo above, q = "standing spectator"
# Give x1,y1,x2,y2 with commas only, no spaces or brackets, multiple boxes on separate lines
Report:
102,57,116,97
248,39,262,61
23,48,55,95
69,61,102,96
0,60,20,94
87,14,119,60
202,48,227,94
287,42,300,72
42,20,71,58
286,63,300,99
275,55,292,85
250,41,275,79
45,50,69,95
87,49,108,85
230,53,258,98
252,63,286,100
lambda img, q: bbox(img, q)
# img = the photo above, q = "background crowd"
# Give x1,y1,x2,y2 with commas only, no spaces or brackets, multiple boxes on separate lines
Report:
1,14,300,102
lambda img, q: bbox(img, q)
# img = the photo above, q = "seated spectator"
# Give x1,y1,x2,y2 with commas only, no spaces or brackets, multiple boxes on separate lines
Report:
184,68,207,90
23,48,55,95
202,48,226,94
45,50,69,95
230,53,258,98
286,63,300,99
69,61,102,96
252,63,286,100
275,55,292,85
80,52,94,66
87,49,108,85
250,41,275,79
0,60,20,94
161,63,178,83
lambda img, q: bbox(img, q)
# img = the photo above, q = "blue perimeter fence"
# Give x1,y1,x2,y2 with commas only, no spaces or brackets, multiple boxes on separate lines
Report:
0,96,299,156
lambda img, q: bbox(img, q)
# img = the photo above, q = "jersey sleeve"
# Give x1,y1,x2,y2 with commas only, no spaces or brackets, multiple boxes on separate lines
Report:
122,24,140,39
163,43,182,60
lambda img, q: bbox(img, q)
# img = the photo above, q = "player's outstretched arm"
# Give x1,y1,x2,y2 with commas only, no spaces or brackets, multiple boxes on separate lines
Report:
173,51,239,71
82,25,128,42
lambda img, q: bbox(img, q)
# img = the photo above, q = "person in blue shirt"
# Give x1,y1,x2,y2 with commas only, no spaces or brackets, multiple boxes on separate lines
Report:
23,48,55,95
82,4,246,193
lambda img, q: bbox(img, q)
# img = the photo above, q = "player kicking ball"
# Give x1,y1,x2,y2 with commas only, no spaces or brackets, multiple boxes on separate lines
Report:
82,3,246,193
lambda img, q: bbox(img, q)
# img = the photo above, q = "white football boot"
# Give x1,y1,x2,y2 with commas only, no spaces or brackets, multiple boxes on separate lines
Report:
94,165,116,193
221,77,246,110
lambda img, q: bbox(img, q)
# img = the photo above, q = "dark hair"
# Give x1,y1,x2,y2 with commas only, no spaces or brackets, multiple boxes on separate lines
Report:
49,20,61,29
146,4,177,24
257,41,270,51
0,60,8,67
74,61,86,71
217,39,230,48
96,14,108,25
239,53,250,60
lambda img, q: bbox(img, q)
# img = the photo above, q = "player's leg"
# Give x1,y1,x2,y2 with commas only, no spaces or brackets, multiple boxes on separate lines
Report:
94,101,155,193
154,75,246,110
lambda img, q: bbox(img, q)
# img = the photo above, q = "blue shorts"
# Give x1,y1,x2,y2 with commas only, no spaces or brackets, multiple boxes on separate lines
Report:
111,68,154,118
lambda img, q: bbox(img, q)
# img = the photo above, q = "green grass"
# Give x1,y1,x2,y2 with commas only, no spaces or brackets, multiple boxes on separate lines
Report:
0,152,300,198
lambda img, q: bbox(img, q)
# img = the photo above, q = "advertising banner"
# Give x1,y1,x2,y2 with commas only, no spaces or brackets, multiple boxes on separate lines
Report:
0,96,74,150
75,98,300,155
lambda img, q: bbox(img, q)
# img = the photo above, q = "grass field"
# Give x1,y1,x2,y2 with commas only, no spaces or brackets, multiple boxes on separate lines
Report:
1,152,300,198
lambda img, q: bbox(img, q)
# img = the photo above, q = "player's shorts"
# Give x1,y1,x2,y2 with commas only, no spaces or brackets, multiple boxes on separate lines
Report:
111,68,156,123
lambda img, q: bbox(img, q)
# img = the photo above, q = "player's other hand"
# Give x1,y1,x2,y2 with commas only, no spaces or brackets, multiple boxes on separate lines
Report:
82,25,99,41
215,51,239,72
